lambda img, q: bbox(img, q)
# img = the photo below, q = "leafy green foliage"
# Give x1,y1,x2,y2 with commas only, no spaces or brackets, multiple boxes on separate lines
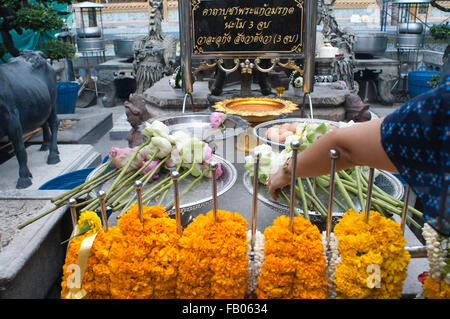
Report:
429,22,450,41
0,1,73,56
16,4,64,33
44,39,75,60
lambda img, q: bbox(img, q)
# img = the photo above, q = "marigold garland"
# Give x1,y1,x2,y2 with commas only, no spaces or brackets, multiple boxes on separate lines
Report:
61,205,180,299
61,211,103,298
176,209,248,299
333,209,410,299
108,204,180,299
422,276,450,299
256,215,327,299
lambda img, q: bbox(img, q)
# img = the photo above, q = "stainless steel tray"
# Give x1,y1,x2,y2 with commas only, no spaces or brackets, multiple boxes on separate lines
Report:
243,169,404,223
150,112,250,142
86,154,237,215
253,117,341,148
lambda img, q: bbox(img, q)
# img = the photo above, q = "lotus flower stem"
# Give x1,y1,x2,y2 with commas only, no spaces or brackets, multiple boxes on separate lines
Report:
51,162,115,203
157,187,170,206
110,155,168,207
296,178,310,220
118,151,158,186
336,182,422,229
165,168,210,211
305,177,327,216
114,174,173,213
18,202,64,229
335,173,356,211
354,166,365,211
298,188,327,217
54,169,121,207
360,171,423,219
314,180,347,211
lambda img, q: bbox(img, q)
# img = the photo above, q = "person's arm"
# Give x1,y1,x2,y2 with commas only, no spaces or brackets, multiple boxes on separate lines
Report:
267,118,398,200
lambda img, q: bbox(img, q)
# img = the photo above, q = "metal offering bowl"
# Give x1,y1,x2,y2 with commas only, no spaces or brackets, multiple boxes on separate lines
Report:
253,117,341,148
149,112,249,143
212,97,298,124
86,154,237,218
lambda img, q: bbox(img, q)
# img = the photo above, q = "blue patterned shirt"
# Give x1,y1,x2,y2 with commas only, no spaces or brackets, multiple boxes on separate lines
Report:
380,74,450,236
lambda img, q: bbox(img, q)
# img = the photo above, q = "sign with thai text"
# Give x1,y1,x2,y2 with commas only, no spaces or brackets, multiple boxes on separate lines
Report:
192,0,304,55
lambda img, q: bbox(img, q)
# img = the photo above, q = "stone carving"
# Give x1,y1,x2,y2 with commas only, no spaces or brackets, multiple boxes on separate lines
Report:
133,0,177,94
0,51,60,189
318,0,357,91
344,93,371,122
124,93,151,148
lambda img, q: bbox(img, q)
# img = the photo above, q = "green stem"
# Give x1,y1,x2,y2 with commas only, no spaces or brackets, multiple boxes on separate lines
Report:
296,178,310,220
315,179,347,211
359,172,423,219
111,155,168,207
165,168,210,211
297,187,327,217
335,173,356,211
114,168,176,214
18,203,64,229
354,166,365,210
338,182,422,230
55,169,120,207
51,161,114,203
157,188,170,206
305,178,328,216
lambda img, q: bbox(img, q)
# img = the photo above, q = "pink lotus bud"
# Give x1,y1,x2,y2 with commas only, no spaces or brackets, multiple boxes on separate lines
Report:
209,112,227,129
203,142,213,162
108,146,143,171
142,160,160,180
215,163,223,180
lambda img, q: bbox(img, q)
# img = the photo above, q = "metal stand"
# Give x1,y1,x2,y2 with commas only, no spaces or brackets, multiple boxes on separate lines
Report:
182,92,194,114
302,92,314,119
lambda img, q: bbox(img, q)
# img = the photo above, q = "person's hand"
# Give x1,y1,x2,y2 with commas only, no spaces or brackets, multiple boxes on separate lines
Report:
267,165,291,201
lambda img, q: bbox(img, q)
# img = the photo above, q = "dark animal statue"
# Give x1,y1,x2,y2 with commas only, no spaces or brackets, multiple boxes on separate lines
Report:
0,50,60,189
124,93,151,148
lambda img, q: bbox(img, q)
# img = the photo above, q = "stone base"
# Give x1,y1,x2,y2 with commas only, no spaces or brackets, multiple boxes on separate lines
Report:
0,201,71,298
0,144,101,194
27,112,113,145
142,76,211,111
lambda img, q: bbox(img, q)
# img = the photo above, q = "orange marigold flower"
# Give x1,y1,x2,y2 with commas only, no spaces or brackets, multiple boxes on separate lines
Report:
176,209,248,299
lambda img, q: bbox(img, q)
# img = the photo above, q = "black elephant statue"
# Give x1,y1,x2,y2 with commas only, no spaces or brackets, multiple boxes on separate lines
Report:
0,50,60,189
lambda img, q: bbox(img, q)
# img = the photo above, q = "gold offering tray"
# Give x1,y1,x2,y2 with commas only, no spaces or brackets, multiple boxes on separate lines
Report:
212,97,298,124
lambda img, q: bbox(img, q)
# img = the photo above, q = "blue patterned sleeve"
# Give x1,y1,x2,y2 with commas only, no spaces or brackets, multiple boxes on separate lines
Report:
380,74,450,235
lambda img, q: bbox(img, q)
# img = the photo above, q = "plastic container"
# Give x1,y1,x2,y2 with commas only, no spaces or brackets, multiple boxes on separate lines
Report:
39,167,95,190
408,66,440,98
56,81,79,114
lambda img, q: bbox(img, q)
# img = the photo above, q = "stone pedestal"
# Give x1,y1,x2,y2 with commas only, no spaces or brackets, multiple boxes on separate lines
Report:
142,76,212,111
0,144,102,298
